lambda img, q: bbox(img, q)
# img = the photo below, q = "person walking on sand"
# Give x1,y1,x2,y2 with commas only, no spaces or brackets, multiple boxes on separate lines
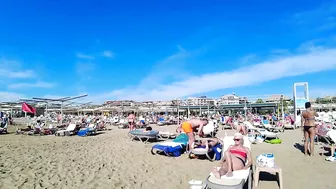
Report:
301,102,319,156
128,111,136,131
177,118,208,151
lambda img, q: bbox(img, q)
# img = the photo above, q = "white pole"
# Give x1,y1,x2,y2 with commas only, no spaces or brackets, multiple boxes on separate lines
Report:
45,102,48,127
207,101,210,117
244,100,247,121
61,101,63,125
177,99,180,126
281,96,284,126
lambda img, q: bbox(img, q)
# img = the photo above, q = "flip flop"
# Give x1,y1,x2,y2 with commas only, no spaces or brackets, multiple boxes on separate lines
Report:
325,156,336,162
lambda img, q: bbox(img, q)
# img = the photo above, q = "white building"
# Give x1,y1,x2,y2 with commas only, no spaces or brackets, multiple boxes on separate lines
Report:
265,94,290,103
186,96,214,106
218,93,246,105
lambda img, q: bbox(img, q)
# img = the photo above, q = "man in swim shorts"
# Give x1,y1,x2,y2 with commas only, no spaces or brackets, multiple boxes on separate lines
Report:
178,118,209,151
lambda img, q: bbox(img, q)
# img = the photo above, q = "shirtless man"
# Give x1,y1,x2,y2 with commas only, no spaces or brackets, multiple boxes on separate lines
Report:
178,118,208,151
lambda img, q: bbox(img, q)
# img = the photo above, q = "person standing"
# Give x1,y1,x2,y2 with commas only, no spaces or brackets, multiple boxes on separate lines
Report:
301,102,319,156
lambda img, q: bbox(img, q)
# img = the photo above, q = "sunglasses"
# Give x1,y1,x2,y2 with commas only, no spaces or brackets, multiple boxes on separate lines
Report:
234,138,240,141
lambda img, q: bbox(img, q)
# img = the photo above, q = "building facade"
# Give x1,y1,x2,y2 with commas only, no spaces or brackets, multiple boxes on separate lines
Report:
186,96,214,106
217,93,246,105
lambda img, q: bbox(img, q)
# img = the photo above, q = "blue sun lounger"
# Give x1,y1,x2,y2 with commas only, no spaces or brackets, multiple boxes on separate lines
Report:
151,134,189,157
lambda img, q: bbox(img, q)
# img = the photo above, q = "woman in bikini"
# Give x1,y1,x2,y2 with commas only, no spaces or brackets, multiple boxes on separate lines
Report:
301,102,319,156
128,111,136,131
212,133,252,178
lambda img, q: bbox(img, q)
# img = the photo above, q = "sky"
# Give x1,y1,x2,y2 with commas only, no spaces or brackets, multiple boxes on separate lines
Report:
0,0,336,103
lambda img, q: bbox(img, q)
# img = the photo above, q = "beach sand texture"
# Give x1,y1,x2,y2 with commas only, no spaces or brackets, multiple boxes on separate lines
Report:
0,124,335,189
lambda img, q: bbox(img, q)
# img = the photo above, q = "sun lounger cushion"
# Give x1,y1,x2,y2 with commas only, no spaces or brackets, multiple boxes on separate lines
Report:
152,142,186,157
130,129,159,137
208,168,250,186
151,134,189,157
77,128,96,137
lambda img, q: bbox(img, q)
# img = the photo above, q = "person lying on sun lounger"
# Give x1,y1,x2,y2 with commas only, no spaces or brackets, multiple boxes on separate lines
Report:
196,138,220,149
212,133,252,178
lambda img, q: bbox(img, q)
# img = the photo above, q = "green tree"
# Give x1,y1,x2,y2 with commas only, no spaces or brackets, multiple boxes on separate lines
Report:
255,99,264,103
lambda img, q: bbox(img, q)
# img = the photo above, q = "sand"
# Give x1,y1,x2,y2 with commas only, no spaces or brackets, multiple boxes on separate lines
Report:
0,123,335,189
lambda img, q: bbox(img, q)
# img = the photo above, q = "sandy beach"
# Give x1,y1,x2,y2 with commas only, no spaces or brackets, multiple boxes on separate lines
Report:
0,124,335,189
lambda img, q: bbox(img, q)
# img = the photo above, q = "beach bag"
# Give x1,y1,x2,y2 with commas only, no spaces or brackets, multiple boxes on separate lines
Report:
257,153,275,167
265,138,282,144
212,143,222,161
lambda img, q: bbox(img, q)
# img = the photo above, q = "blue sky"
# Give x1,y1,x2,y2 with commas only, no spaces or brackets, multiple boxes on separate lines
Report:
0,0,336,102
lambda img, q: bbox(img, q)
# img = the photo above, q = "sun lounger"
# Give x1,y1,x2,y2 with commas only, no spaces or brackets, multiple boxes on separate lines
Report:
129,129,159,143
203,120,218,137
158,131,177,139
55,124,76,136
77,124,97,136
0,123,8,134
204,136,252,189
151,133,189,157
189,140,222,161
246,122,277,139
157,118,166,126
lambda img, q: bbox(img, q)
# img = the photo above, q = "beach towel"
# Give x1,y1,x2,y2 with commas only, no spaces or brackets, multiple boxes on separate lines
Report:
327,130,336,143
151,133,188,157
212,143,222,161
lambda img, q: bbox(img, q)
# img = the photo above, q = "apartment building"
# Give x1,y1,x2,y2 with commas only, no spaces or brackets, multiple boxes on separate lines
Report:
217,93,247,105
265,94,290,103
186,96,214,106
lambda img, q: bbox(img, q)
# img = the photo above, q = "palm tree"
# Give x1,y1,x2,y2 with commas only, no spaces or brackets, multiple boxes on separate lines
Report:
255,99,264,103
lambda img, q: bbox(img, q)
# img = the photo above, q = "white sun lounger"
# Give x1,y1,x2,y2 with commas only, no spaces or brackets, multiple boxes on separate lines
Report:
204,136,252,189
189,140,216,161
55,124,76,136
0,123,8,134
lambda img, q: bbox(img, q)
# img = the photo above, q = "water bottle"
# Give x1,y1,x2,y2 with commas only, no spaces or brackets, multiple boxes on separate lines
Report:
266,153,275,167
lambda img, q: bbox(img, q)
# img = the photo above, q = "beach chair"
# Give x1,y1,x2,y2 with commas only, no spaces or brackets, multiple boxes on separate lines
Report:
203,120,218,137
204,136,252,189
158,131,177,140
55,123,77,136
316,127,335,145
129,129,159,143
118,119,129,129
188,140,220,161
157,117,166,126
77,124,97,136
252,120,261,127
0,123,8,134
151,133,188,157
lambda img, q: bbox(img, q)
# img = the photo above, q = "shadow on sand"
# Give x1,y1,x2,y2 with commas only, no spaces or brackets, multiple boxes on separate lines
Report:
293,143,305,154
254,172,280,188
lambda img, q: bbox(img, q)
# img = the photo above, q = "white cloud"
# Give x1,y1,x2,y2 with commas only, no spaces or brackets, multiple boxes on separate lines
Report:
76,53,94,60
102,50,114,58
292,1,336,31
0,59,35,78
8,81,55,89
0,92,25,101
93,47,336,102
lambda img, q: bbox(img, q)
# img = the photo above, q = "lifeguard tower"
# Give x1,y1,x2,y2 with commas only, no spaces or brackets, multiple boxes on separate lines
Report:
293,82,309,121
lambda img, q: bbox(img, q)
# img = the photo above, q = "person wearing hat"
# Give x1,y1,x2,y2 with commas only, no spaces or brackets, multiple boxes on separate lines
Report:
212,133,252,178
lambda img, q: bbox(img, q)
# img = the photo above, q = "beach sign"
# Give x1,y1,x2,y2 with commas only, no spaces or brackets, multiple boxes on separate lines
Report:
295,99,308,109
